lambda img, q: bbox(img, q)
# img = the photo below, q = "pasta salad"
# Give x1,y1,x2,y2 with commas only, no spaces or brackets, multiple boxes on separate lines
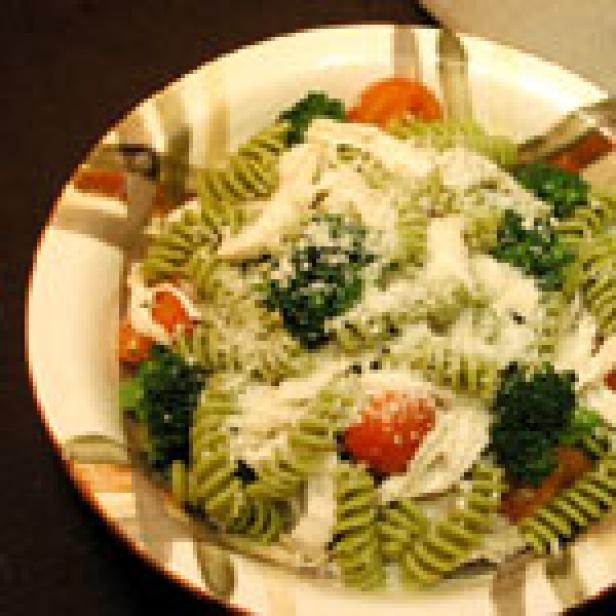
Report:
110,77,616,590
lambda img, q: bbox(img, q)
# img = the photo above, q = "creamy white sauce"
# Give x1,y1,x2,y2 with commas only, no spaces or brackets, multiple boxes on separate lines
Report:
164,196,201,223
584,386,616,427
425,216,472,288
555,312,597,386
358,368,440,401
306,118,437,182
471,254,540,321
446,312,500,360
288,456,336,557
331,280,422,331
317,165,399,255
365,133,436,181
437,147,499,191
232,358,346,433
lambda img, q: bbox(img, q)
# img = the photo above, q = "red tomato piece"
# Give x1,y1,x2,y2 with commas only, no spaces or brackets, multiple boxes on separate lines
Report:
152,184,172,215
343,392,436,475
151,290,193,336
73,169,126,200
501,447,593,522
118,321,153,364
349,77,442,127
549,131,613,173
604,369,616,392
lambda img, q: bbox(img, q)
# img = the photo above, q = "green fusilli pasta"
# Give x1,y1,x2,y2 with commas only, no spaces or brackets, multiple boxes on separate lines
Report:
579,429,612,460
247,385,353,500
192,121,290,210
394,198,429,267
332,462,385,590
336,144,393,190
401,464,505,587
332,311,420,354
403,338,499,400
557,190,616,246
141,122,288,284
535,291,568,361
463,203,503,253
520,451,616,555
387,118,517,168
380,499,428,562
331,297,426,354
189,383,244,526
567,235,616,336
188,383,286,542
175,319,303,384
332,284,478,353
184,251,223,300
226,495,288,543
141,208,219,284
425,284,481,333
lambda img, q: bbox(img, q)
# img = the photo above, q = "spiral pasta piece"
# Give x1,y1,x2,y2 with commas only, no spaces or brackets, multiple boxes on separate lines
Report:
387,118,517,168
189,383,244,525
332,302,426,354
184,251,222,300
335,144,394,190
332,284,477,354
175,315,303,384
567,235,616,336
332,462,385,590
192,122,290,210
579,429,612,460
394,199,429,267
557,190,616,246
226,495,287,543
140,123,289,284
519,451,616,555
463,203,503,253
404,338,499,400
535,291,568,361
247,385,353,500
401,464,505,587
380,499,428,562
141,208,219,283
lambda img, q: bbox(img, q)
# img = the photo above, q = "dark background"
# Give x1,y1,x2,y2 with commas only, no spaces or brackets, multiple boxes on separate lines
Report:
1,1,613,614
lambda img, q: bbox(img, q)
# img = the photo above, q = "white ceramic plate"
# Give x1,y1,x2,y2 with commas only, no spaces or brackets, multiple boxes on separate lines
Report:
27,25,616,616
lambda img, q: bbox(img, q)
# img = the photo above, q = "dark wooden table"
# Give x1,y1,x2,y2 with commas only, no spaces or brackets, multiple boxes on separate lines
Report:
1,1,613,614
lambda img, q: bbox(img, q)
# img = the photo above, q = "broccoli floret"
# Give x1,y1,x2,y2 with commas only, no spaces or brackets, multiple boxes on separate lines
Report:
264,214,373,348
278,91,346,146
491,363,576,486
491,209,574,291
515,162,588,219
120,345,205,469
